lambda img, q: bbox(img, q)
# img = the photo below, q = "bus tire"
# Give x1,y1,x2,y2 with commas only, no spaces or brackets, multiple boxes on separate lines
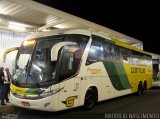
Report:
84,88,97,110
137,83,143,96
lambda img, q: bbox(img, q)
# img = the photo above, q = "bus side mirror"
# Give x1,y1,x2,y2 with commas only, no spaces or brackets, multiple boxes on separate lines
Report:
3,47,19,63
51,42,77,61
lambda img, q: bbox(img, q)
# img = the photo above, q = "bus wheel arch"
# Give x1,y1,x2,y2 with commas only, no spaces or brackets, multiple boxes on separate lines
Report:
83,86,98,110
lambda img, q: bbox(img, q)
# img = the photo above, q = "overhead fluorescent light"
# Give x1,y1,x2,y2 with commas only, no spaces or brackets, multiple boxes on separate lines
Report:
8,24,26,31
46,19,56,25
54,24,67,29
9,21,31,28
42,29,50,32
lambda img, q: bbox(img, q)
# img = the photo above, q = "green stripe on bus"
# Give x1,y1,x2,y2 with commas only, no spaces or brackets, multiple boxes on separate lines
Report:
114,63,131,89
103,62,131,90
103,62,125,90
25,88,44,94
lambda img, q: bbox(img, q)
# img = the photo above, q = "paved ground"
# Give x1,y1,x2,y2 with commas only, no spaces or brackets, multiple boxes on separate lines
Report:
1,87,160,119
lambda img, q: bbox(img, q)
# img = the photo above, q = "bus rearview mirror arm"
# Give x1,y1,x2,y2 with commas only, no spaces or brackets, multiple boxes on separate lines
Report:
3,47,19,63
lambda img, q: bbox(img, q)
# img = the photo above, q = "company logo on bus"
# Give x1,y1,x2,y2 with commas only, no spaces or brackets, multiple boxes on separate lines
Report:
62,96,78,107
131,67,145,73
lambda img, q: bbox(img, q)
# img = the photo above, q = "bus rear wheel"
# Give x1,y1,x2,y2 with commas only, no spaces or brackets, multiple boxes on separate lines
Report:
84,89,97,110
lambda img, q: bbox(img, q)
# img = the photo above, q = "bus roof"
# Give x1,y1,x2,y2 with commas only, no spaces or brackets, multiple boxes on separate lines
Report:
27,28,151,56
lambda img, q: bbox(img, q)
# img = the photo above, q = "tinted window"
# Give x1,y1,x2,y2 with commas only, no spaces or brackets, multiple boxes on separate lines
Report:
66,34,89,49
120,47,129,61
86,40,103,65
114,45,120,54
59,45,85,80
111,45,122,63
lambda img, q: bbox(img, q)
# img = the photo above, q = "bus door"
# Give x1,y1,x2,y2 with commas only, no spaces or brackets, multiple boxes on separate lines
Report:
58,45,81,110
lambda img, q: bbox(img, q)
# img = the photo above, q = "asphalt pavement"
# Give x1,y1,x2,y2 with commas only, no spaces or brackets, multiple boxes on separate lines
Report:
1,87,160,119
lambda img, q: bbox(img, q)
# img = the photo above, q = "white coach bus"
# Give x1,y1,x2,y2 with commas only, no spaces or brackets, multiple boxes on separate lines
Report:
4,29,152,111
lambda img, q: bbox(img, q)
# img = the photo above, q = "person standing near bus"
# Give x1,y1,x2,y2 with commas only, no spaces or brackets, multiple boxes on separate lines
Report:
0,67,6,105
4,68,11,102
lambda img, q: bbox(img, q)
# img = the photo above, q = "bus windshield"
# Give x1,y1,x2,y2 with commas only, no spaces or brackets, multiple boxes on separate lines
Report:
13,39,36,87
13,34,89,88
28,36,65,86
16,40,36,71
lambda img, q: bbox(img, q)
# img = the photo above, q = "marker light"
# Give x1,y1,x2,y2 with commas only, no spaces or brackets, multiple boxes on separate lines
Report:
23,40,36,46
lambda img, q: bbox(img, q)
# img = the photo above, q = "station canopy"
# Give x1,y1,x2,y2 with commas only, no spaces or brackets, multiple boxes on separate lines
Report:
0,0,143,49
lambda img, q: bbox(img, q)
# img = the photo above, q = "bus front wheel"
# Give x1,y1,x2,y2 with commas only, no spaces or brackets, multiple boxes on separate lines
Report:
84,89,97,110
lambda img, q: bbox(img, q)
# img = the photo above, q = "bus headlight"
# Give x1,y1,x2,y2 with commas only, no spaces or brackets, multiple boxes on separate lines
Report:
40,91,54,97
40,87,64,97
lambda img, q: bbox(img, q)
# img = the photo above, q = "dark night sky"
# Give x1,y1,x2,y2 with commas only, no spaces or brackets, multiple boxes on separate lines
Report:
35,0,160,54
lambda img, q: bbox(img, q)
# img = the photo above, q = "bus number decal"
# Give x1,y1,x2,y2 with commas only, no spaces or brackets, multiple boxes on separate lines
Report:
62,96,78,107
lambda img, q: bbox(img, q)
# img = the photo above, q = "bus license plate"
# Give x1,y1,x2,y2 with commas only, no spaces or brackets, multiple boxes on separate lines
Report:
21,101,30,106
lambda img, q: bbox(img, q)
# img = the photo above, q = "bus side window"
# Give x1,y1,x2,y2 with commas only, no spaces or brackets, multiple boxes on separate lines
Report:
59,46,74,80
120,47,128,61
112,45,121,63
60,52,75,79
65,34,89,49
103,43,112,62
86,40,103,65
59,45,82,80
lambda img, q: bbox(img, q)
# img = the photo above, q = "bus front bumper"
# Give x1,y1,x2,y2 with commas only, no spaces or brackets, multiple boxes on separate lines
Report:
10,92,58,112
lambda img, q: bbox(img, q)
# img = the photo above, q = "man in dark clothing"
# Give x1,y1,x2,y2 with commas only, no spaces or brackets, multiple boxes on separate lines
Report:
4,68,11,102
0,67,6,105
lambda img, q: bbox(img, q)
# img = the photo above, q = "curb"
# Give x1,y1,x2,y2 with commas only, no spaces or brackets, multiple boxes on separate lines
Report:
0,103,13,108
0,103,15,113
